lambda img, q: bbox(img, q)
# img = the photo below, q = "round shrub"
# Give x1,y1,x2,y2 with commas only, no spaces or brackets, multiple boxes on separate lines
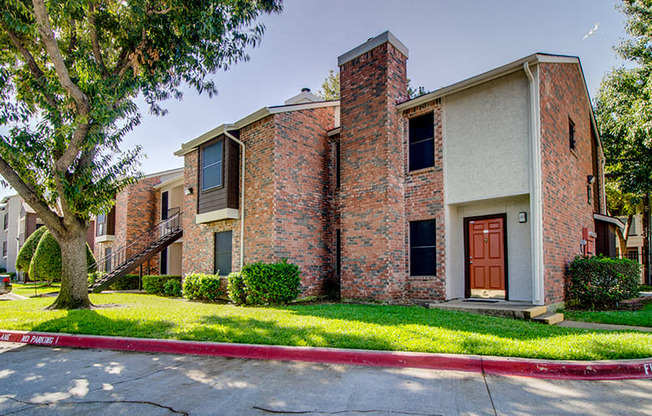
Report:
183,273,225,302
15,226,47,272
164,279,182,297
142,275,181,295
227,271,246,305
566,255,641,310
28,230,96,284
241,259,300,305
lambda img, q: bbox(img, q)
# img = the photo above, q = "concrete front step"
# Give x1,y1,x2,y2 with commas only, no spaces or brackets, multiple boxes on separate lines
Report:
429,300,543,320
428,300,563,324
531,313,565,325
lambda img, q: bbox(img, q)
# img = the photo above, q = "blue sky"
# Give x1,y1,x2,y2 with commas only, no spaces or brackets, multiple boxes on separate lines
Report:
0,0,629,200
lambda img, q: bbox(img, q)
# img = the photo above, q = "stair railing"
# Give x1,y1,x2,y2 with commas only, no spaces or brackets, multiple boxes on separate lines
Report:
90,210,183,275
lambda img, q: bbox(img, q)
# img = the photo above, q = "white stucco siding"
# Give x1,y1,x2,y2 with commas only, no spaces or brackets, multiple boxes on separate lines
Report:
444,71,530,204
446,195,532,302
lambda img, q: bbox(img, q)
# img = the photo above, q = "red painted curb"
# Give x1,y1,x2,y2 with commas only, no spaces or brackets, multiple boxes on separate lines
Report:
1,330,650,380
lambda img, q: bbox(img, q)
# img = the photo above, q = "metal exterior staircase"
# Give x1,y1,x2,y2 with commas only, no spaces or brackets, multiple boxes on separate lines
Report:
89,211,183,293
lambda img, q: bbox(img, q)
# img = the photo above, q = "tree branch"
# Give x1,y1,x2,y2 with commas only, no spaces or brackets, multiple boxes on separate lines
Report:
31,0,91,173
0,157,65,237
2,24,58,108
88,3,109,78
114,28,148,78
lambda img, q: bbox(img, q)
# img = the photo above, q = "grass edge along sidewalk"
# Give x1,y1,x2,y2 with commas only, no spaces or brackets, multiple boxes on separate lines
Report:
0,293,651,361
1,330,651,381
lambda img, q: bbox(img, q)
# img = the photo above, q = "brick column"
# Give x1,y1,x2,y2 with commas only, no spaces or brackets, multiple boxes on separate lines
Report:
338,31,409,301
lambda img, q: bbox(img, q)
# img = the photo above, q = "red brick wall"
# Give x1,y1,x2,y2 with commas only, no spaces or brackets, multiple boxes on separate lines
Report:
339,41,408,301
98,176,162,275
183,149,227,275
182,117,277,277
539,62,598,304
182,109,336,296
274,108,336,296
403,101,446,301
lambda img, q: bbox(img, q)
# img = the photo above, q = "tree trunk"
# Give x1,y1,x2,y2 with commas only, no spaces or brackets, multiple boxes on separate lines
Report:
47,230,92,310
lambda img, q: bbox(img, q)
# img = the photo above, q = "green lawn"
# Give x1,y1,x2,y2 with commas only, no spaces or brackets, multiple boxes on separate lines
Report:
10,283,61,298
564,302,652,328
1,293,651,360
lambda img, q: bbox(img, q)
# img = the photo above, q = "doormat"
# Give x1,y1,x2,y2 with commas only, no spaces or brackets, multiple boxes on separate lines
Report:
462,299,500,303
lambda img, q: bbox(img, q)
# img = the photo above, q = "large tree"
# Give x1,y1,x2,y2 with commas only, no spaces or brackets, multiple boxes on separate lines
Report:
0,0,281,309
595,0,652,196
595,0,651,279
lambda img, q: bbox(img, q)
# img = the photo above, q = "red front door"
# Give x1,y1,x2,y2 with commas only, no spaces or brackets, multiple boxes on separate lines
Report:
468,217,506,292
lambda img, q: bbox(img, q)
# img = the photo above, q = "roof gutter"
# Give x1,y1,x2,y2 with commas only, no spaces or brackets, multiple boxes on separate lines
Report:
224,130,246,271
524,62,544,306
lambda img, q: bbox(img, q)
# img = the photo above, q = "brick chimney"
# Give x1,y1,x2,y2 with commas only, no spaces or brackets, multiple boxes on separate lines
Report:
337,31,409,301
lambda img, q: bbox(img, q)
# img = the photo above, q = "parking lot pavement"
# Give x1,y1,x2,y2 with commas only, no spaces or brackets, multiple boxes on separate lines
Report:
0,343,650,416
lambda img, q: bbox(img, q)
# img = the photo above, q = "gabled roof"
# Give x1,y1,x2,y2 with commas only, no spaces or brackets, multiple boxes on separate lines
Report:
174,100,340,156
396,53,581,111
396,52,603,159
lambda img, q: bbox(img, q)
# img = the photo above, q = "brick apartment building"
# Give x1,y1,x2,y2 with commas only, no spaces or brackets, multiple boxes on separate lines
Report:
98,31,617,306
94,168,184,276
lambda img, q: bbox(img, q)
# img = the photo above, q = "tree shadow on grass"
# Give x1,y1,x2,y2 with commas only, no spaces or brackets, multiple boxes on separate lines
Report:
31,310,175,339
258,303,652,360
178,314,397,352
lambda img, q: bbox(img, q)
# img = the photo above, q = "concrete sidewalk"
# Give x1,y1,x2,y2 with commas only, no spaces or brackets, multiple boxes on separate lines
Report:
559,320,652,332
0,343,651,416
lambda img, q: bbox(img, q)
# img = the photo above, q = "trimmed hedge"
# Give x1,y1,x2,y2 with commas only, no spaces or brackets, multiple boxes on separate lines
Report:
232,259,300,305
110,274,140,291
164,279,183,297
183,273,224,302
227,272,247,305
28,230,96,284
142,275,181,295
566,255,641,310
15,226,47,272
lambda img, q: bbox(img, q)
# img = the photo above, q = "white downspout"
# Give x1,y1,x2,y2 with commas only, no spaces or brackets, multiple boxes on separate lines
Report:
224,130,246,270
524,62,544,306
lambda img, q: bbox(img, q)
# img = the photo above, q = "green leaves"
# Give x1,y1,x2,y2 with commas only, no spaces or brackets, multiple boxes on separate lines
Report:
0,0,282,220
595,0,652,196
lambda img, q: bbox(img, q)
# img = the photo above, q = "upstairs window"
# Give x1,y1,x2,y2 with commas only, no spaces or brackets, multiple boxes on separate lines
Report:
410,219,436,276
3,213,7,230
409,112,435,171
202,140,223,191
569,117,576,150
96,213,106,236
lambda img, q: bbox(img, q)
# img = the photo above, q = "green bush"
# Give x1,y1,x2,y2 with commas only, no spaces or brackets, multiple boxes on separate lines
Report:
227,271,247,305
566,255,641,310
142,275,181,295
28,230,96,284
15,226,47,272
183,273,225,302
164,279,183,297
110,274,140,291
88,271,103,285
240,259,300,305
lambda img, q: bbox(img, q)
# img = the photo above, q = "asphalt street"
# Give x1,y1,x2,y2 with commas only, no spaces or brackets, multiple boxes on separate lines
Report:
0,342,650,416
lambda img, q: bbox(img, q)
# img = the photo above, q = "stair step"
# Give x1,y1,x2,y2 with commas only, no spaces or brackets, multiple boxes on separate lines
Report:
531,312,564,325
523,306,548,319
